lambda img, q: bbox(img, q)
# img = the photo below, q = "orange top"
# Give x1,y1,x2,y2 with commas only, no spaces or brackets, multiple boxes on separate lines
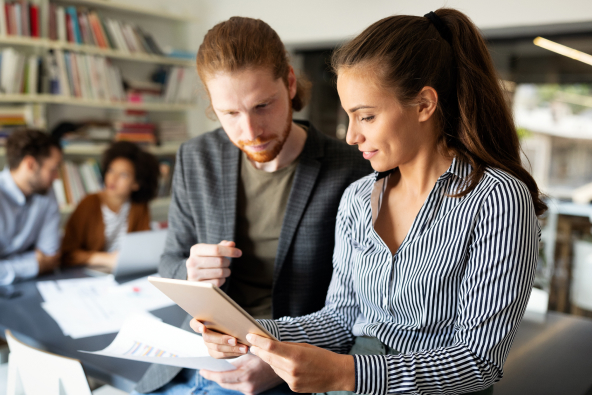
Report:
61,193,151,266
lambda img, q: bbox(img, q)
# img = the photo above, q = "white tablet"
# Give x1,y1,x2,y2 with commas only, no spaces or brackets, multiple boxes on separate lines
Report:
148,277,277,346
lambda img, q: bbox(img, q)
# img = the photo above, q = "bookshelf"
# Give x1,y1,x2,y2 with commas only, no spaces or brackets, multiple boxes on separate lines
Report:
0,36,194,66
0,94,195,111
51,0,198,22
0,0,197,223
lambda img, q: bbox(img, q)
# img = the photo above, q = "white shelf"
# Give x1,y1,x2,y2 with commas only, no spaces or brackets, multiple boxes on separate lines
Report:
63,142,180,155
59,196,171,215
0,143,181,157
0,36,194,67
51,0,198,22
0,94,195,111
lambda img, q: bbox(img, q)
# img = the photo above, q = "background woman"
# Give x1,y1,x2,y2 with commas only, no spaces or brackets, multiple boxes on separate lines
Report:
195,8,546,395
61,141,160,271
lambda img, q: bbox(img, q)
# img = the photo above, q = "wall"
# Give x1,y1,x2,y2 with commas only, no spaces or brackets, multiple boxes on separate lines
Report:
116,0,592,135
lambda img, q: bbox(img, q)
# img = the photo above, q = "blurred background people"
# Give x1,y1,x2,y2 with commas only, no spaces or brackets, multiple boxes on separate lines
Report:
61,141,160,271
0,129,62,285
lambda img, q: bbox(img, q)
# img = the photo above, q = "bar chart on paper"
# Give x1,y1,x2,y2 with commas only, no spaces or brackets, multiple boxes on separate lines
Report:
81,313,236,372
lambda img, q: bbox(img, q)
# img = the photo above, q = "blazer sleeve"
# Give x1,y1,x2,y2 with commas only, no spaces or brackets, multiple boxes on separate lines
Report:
61,196,99,266
159,143,196,280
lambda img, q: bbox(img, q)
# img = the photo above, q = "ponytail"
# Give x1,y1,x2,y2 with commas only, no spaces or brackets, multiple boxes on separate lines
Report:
332,8,547,216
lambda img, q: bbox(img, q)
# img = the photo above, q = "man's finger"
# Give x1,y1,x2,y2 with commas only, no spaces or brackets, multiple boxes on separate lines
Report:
192,268,231,281
192,243,242,258
200,368,242,384
192,256,231,269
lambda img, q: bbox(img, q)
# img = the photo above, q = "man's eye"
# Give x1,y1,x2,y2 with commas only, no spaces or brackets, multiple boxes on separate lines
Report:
256,103,268,109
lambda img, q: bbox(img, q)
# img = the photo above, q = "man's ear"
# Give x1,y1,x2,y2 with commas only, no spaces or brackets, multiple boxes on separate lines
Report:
22,155,39,172
287,67,297,100
417,86,438,123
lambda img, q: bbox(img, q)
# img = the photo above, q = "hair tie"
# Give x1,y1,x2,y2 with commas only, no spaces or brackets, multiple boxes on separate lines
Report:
424,11,453,46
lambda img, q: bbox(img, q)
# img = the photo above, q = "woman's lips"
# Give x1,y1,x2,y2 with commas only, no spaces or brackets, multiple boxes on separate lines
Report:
362,150,378,160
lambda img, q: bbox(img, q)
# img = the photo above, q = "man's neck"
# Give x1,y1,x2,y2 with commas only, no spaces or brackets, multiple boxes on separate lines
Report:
248,122,307,172
10,169,32,197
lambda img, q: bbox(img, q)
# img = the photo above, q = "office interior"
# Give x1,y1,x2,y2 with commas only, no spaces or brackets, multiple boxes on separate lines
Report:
0,0,592,394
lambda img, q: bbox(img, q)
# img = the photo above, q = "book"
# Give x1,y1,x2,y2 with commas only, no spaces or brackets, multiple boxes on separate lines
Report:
66,6,81,44
0,0,7,36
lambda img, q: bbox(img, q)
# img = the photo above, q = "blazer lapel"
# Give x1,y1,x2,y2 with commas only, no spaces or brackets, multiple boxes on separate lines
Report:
220,140,240,242
273,124,324,283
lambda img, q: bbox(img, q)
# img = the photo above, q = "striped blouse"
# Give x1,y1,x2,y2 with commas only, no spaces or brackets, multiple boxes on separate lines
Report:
259,158,540,395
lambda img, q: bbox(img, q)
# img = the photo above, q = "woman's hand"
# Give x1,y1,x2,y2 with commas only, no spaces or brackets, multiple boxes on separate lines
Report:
247,333,356,393
190,319,249,358
87,251,119,271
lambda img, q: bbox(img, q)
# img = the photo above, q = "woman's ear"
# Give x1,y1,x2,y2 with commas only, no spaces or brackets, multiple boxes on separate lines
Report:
417,86,438,123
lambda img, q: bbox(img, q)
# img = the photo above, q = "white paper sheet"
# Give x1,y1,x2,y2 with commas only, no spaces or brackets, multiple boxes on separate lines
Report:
37,275,175,339
80,313,236,372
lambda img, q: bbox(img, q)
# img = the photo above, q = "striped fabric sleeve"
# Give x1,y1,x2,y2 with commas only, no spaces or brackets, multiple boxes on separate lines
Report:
354,181,539,395
258,184,361,353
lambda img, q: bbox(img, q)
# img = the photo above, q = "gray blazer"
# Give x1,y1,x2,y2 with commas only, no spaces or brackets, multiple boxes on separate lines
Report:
135,121,372,393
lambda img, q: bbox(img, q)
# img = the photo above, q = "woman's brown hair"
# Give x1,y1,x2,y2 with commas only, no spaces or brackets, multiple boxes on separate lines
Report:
101,141,160,204
196,17,311,112
332,8,547,216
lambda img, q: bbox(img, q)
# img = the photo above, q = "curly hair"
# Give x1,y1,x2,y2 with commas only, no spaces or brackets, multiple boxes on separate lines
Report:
6,129,62,170
101,141,160,203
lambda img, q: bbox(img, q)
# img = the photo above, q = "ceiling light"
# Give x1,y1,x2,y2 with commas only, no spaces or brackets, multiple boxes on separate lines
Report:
533,37,592,66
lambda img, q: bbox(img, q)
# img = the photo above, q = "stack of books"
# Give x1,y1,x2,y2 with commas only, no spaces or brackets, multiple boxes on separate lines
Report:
47,4,164,55
158,121,188,143
0,0,41,37
53,158,103,208
0,104,43,145
46,49,126,100
0,48,41,94
163,67,198,103
113,121,156,145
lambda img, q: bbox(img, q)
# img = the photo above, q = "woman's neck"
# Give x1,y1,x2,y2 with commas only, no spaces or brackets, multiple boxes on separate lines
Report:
396,147,453,198
100,191,129,213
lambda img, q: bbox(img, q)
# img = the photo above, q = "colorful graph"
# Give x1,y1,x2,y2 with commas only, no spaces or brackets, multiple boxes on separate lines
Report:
123,341,178,358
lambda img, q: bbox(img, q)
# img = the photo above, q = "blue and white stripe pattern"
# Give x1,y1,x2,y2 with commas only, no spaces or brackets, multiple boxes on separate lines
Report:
259,158,540,395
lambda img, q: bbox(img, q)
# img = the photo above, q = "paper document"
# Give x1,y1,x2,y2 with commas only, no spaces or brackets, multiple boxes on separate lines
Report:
81,313,236,372
37,275,175,339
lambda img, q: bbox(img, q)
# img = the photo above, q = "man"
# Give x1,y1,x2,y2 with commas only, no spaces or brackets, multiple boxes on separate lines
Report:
0,129,62,285
134,17,372,395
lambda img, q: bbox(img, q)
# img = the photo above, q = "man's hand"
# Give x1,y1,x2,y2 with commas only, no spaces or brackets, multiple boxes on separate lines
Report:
201,353,284,395
186,240,242,286
35,250,60,274
247,334,356,394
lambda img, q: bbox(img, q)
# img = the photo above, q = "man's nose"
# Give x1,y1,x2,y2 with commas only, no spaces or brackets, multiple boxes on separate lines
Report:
242,115,261,141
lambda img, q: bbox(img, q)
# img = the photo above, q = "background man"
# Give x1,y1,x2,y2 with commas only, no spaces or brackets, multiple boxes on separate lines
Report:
0,129,62,285
134,17,372,395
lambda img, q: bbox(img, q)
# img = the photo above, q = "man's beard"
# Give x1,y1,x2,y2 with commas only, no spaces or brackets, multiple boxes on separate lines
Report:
236,105,293,163
28,171,51,195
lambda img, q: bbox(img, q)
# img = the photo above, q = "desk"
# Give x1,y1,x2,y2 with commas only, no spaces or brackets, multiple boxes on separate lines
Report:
1,269,591,394
0,268,187,392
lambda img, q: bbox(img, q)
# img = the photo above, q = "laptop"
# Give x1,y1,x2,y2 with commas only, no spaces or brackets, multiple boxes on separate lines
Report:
86,229,167,279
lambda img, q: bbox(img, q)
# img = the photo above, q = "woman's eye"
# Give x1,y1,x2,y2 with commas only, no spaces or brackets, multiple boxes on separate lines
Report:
361,115,375,122
256,103,268,109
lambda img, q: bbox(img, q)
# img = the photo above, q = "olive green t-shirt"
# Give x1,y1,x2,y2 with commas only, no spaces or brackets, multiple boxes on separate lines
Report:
227,152,299,319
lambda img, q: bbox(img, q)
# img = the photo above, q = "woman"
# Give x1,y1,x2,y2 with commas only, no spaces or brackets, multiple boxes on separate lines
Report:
61,141,160,271
195,8,546,395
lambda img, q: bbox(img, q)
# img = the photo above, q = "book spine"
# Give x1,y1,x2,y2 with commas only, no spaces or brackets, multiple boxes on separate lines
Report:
0,0,7,36
29,4,38,37
66,6,81,44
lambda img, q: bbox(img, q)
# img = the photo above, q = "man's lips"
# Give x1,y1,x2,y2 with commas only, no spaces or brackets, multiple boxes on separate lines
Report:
243,141,272,152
